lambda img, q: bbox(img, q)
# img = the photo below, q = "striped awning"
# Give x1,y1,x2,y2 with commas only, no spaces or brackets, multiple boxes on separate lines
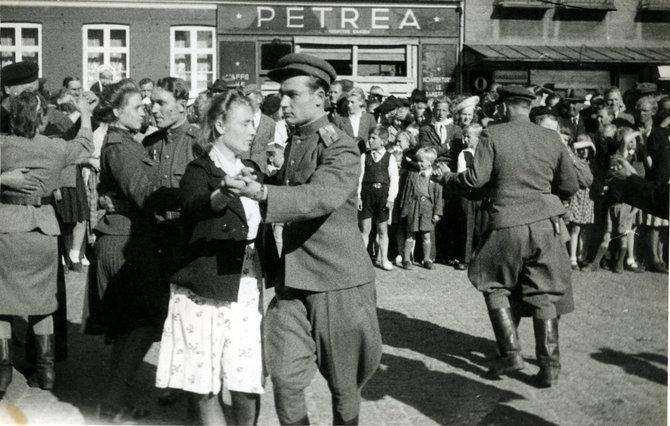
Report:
465,44,670,64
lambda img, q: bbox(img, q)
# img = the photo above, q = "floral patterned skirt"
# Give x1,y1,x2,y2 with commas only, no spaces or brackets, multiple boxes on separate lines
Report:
155,244,264,395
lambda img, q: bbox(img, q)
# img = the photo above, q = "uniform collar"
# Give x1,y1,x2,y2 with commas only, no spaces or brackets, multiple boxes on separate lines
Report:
294,113,329,137
167,118,189,135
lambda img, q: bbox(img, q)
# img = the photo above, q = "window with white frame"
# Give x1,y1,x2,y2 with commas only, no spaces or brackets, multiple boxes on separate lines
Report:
82,24,129,89
0,23,42,73
170,26,216,97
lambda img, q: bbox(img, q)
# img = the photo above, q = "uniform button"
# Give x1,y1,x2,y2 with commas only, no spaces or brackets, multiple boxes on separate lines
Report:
290,160,295,165
164,154,170,159
286,180,290,185
296,140,301,145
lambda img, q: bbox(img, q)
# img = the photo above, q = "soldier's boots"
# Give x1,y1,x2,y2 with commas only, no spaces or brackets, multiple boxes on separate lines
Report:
27,334,55,390
534,317,561,388
484,308,525,379
0,338,12,399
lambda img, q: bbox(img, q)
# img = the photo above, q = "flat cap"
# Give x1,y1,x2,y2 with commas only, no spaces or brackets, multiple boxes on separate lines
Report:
261,93,281,116
565,88,587,103
455,96,480,113
499,85,536,102
243,83,261,96
529,106,558,120
208,76,237,93
1,61,39,87
268,53,337,86
634,82,657,95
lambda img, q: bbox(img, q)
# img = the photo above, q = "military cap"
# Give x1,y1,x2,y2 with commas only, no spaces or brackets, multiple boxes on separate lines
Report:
261,93,281,116
499,85,536,102
1,61,39,87
529,106,558,120
455,95,480,112
268,53,337,85
243,83,261,96
634,82,657,95
565,88,588,103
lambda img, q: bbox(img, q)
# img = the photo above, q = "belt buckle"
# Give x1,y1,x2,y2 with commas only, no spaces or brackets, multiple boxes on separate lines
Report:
372,183,382,189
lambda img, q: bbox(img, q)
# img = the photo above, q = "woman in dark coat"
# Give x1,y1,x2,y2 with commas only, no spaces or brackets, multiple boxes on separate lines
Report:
86,79,181,421
0,91,93,396
155,91,264,425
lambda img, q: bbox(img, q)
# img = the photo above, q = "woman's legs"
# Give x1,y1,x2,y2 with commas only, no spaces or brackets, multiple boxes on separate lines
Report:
194,392,226,425
68,221,87,265
231,391,260,425
569,224,580,267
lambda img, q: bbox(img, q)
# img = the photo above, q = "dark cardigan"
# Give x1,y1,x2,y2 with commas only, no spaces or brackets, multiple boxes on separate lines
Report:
170,154,265,302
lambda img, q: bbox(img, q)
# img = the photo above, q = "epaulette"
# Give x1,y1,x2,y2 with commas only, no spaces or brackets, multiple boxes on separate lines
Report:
317,123,340,147
105,131,125,145
186,123,200,138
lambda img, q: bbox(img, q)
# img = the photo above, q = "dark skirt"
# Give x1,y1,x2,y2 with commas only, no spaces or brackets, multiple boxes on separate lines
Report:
84,233,168,342
56,165,90,224
0,231,58,315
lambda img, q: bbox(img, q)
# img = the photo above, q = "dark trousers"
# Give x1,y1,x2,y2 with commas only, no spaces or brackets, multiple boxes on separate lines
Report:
265,282,382,425
468,218,570,320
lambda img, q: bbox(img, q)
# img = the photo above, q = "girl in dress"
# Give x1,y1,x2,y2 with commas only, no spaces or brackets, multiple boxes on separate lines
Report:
156,91,264,425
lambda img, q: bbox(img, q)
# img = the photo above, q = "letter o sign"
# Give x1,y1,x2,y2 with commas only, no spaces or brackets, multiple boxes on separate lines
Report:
474,77,487,92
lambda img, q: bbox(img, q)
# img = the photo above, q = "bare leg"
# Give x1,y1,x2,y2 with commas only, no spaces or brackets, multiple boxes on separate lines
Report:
359,218,371,247
569,224,580,266
69,221,87,264
377,222,390,268
194,393,226,426
231,391,260,425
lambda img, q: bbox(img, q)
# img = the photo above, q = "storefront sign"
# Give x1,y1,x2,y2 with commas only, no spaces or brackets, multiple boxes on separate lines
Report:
421,44,457,97
217,4,459,37
493,70,528,85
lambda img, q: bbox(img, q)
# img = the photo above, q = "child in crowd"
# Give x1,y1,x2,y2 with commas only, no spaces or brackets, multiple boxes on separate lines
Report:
398,147,443,270
568,134,596,269
583,127,639,273
387,130,417,265
358,125,400,271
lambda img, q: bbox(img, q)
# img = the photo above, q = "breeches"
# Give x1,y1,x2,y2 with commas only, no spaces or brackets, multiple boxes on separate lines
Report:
468,219,570,320
264,282,382,424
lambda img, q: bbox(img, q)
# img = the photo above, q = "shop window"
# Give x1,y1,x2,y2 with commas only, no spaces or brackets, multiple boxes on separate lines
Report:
171,26,216,96
82,24,129,89
260,40,292,75
0,23,41,73
296,44,409,79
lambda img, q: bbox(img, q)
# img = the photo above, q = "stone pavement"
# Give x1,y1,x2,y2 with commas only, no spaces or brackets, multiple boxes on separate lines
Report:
0,263,667,425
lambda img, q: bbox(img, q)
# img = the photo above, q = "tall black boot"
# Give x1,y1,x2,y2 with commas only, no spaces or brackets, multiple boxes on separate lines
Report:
27,334,55,390
483,308,525,379
533,317,560,388
0,339,12,399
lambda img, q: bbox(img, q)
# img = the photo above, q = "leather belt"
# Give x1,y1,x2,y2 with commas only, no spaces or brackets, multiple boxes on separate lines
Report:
0,194,53,206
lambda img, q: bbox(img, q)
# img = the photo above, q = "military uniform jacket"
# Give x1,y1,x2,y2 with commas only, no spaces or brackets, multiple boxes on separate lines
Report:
442,115,579,230
264,114,375,292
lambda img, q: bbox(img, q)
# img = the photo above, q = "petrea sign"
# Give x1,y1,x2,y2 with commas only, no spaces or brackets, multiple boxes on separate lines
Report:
217,4,458,36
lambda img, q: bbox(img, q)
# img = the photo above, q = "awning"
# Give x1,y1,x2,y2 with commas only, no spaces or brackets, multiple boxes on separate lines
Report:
465,44,670,64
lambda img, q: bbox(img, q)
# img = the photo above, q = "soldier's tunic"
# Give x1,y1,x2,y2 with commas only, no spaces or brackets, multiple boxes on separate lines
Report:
142,120,201,276
263,114,382,425
442,115,579,319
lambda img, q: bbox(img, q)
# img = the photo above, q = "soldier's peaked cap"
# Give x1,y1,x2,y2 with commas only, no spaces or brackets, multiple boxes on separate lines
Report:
268,53,337,86
499,85,536,102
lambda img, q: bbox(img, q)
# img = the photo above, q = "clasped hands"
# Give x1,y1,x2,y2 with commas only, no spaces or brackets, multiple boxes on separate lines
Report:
221,167,262,198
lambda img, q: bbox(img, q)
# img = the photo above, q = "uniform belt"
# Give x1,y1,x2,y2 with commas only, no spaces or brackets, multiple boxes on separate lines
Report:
0,193,53,206
161,211,181,220
363,182,387,189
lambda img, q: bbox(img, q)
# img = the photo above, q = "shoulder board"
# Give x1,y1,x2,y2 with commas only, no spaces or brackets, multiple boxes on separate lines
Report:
317,123,340,147
186,123,200,138
105,131,125,145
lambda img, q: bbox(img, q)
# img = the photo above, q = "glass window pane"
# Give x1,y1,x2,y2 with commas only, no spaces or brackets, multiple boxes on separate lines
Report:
110,30,126,48
110,52,127,78
87,53,104,86
261,42,291,71
21,51,38,63
196,31,212,49
174,31,190,49
1,52,16,68
358,61,406,77
1,28,16,46
21,28,38,47
88,29,104,47
174,53,191,80
195,73,211,92
196,54,213,73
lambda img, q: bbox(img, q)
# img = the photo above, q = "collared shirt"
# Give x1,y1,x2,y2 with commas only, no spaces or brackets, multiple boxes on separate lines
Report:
253,109,261,130
209,144,261,240
434,121,449,144
348,112,362,138
357,147,399,203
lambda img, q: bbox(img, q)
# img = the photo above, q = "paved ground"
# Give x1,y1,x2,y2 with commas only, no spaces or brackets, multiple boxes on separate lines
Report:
0,262,667,425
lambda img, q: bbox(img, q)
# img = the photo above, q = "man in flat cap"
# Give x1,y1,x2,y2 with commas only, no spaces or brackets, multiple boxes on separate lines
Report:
224,53,381,424
242,84,275,173
435,85,578,388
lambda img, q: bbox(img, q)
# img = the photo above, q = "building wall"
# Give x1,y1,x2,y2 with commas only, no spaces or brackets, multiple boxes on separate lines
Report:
0,5,215,93
465,0,670,47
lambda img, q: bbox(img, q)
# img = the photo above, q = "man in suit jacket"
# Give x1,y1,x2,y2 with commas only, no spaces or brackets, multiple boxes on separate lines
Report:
419,97,462,169
437,85,578,388
226,53,381,425
559,88,587,140
243,84,275,173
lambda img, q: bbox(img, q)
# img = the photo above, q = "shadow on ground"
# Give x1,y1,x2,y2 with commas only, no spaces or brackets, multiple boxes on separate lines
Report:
591,348,668,386
367,308,555,425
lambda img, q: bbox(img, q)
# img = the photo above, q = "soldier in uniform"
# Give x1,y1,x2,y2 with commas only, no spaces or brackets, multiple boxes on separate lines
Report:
435,85,579,387
224,53,382,425
140,77,204,408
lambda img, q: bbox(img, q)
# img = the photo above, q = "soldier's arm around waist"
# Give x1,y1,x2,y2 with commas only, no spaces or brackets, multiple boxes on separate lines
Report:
553,144,580,199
